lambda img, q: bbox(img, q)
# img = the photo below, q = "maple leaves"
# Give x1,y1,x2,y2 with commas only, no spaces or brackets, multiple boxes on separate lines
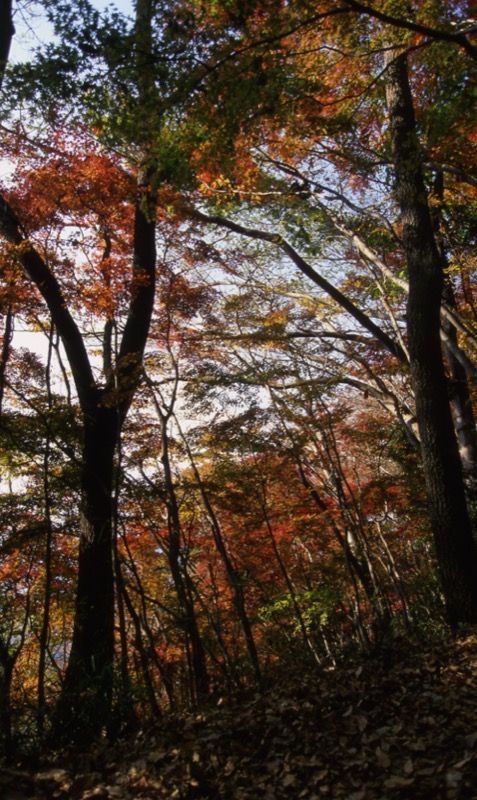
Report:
1,128,135,327
1,0,477,756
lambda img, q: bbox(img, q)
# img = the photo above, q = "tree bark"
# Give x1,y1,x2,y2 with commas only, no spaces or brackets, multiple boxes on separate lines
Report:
0,163,156,742
57,406,118,737
385,50,477,627
0,0,14,90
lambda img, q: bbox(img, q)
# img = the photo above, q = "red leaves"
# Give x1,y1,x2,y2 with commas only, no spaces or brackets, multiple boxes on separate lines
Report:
1,127,142,323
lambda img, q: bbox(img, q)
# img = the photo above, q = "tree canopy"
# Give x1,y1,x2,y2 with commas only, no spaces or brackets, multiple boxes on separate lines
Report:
1,0,477,753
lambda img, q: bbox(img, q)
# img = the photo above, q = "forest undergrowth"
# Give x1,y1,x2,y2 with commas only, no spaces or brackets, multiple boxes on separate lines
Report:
2,631,477,800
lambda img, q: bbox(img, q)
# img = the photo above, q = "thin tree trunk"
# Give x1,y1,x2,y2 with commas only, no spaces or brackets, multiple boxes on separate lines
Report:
174,414,262,685
37,327,55,735
159,412,209,701
0,306,13,417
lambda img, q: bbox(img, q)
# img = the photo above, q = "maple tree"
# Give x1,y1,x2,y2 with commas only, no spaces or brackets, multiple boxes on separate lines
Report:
1,0,477,756
0,0,160,739
172,0,477,626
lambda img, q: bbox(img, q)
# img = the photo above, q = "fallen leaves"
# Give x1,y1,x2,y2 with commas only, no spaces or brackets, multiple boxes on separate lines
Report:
3,633,477,799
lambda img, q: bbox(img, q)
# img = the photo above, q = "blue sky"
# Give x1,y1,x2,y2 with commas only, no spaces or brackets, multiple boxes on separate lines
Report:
10,0,134,63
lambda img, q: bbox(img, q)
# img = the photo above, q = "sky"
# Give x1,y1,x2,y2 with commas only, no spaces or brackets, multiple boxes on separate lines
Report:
10,0,134,63
4,1,133,364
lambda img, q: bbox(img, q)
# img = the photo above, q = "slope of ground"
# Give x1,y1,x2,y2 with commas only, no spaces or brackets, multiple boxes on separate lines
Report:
3,633,477,799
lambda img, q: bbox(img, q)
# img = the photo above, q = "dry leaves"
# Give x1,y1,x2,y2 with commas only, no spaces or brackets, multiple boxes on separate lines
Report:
3,633,477,799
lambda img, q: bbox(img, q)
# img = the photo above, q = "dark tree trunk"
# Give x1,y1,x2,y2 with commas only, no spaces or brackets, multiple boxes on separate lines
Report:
57,406,118,737
442,296,477,491
55,166,156,736
385,50,477,627
0,0,14,90
430,172,477,488
0,652,15,759
176,423,262,684
159,414,210,701
0,169,156,742
0,0,158,744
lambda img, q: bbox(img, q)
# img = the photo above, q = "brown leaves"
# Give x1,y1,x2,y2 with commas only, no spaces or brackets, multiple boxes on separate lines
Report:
4,634,477,799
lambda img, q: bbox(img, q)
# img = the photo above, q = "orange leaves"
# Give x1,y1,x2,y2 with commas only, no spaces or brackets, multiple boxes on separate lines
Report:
0,126,142,324
6,136,135,234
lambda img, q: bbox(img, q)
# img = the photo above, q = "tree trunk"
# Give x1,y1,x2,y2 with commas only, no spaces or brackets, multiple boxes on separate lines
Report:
430,172,477,488
159,414,209,702
442,299,477,492
0,0,14,90
385,50,477,627
175,418,262,684
0,651,15,759
56,406,118,738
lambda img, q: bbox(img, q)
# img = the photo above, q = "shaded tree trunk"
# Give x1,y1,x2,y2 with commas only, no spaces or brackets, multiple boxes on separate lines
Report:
0,650,15,760
56,161,157,736
0,0,14,90
174,416,262,685
0,151,156,741
430,171,477,488
56,406,118,737
159,412,210,702
385,50,477,627
442,292,477,492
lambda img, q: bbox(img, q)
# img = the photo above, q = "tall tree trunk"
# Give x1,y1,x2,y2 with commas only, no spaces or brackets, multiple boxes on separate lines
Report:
385,50,477,627
57,407,118,738
442,290,477,493
0,157,156,744
430,172,477,487
174,416,262,685
37,329,55,736
0,0,158,743
0,0,14,90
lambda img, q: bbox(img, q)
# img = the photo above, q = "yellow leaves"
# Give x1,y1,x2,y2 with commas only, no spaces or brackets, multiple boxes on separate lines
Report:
196,128,261,203
198,173,234,197
263,307,289,328
7,239,37,263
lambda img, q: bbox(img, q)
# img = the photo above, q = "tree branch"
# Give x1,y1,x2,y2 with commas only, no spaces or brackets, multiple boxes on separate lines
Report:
187,206,408,364
0,194,96,409
341,0,477,61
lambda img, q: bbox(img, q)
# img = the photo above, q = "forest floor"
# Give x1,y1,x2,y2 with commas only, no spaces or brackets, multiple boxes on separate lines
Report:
3,632,477,800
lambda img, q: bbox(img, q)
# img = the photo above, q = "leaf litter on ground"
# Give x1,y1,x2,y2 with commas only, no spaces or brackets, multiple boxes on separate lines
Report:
3,632,477,799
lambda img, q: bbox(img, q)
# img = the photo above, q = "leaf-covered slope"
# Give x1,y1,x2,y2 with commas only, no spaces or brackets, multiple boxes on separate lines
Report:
4,633,477,799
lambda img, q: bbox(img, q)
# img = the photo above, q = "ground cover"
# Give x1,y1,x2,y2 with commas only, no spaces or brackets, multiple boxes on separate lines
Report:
2,633,477,799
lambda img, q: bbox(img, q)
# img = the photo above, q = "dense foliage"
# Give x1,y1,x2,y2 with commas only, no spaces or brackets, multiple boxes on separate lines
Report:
1,0,477,753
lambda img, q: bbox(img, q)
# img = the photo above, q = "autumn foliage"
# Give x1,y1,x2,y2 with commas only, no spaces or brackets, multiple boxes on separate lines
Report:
0,0,477,755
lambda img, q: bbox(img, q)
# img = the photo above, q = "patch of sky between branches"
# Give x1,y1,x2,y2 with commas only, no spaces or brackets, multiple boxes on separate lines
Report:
10,0,133,64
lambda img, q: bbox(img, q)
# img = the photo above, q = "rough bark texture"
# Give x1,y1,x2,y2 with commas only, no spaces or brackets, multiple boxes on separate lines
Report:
385,50,477,627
